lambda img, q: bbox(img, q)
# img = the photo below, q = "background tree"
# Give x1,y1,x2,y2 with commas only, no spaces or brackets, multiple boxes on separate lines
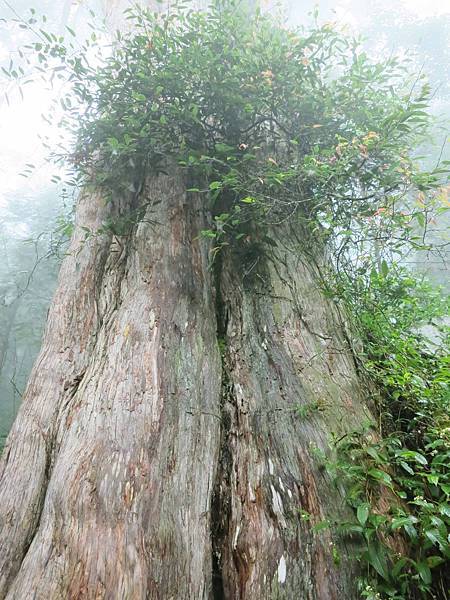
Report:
0,192,59,446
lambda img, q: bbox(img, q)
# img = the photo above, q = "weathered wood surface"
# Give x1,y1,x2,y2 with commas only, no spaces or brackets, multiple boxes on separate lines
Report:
215,231,369,599
0,173,371,599
0,175,221,599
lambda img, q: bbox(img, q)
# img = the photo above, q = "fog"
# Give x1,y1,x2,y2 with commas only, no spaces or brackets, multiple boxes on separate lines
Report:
1,0,449,444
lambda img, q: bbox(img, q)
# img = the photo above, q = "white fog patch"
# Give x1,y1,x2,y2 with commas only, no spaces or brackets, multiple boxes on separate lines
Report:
402,0,450,16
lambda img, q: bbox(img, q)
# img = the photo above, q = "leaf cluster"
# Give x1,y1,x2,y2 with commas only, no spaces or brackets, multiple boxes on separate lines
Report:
326,270,450,599
4,0,447,267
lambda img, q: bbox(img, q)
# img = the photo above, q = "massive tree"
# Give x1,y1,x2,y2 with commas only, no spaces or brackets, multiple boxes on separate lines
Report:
0,2,447,598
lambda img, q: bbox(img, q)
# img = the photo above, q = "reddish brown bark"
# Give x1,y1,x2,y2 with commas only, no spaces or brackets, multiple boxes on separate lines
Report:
0,173,370,599
0,174,221,598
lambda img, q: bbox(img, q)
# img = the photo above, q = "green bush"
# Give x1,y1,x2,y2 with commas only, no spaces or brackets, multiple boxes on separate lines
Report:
330,270,449,599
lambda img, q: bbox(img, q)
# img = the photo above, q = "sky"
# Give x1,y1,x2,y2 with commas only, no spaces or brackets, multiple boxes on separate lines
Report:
405,0,450,17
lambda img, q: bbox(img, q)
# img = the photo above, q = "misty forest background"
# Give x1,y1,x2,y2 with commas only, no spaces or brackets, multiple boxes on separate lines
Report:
0,1,449,452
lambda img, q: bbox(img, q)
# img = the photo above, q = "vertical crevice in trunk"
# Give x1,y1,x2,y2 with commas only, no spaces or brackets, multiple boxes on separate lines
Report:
210,393,231,600
211,251,231,600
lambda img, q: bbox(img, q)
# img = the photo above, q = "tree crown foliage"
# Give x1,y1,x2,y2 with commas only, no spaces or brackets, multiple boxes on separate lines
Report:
5,0,447,271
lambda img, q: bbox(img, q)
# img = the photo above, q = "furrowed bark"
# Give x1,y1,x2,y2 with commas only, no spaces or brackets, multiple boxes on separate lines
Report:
0,173,221,599
213,229,371,599
0,176,372,599
0,188,113,595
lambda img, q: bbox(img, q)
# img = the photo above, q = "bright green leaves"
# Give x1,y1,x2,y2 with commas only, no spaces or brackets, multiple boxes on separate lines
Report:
132,91,147,102
107,137,120,152
9,0,445,266
332,427,450,598
368,468,393,487
326,268,450,599
380,259,389,277
357,503,370,526
366,542,390,580
416,560,432,586
397,450,428,466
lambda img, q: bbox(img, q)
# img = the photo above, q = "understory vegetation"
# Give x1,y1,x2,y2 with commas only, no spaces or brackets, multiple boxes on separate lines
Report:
3,1,449,597
326,271,450,599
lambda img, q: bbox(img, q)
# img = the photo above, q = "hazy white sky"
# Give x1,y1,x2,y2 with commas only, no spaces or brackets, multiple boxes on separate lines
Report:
405,0,450,17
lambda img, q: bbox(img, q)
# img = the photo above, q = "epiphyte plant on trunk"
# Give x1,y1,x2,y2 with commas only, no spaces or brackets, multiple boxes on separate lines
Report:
0,1,449,598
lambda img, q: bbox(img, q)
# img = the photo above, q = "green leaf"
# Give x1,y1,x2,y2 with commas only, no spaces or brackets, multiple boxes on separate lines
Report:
426,473,439,485
215,143,235,154
427,555,444,569
415,212,425,227
416,561,432,585
424,529,446,549
391,515,418,538
368,469,392,486
398,450,428,465
399,461,414,475
312,519,331,533
367,543,389,580
107,137,119,150
200,229,216,239
392,557,409,577
357,503,369,526
366,446,382,462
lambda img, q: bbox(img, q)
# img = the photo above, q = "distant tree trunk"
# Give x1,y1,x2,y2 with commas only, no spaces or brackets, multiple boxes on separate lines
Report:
0,298,20,378
0,168,372,599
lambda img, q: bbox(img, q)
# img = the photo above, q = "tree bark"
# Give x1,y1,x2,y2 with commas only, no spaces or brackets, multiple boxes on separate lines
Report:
214,231,369,599
0,173,371,598
0,174,221,599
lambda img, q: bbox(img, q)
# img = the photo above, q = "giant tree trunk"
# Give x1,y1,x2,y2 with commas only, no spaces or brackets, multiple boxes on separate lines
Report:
0,170,373,599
